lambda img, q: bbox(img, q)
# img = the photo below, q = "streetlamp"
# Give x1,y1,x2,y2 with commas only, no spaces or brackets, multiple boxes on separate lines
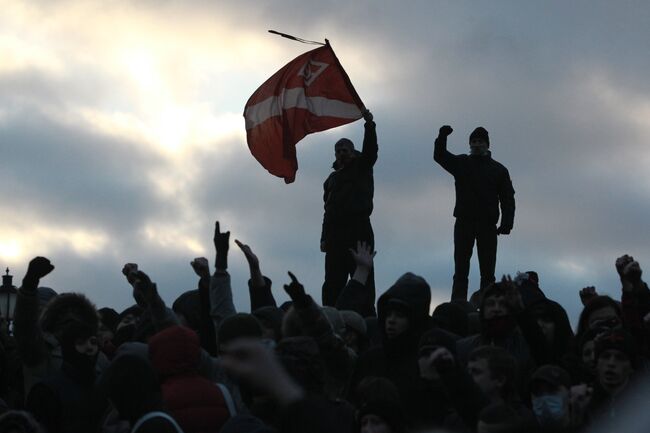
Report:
0,268,18,323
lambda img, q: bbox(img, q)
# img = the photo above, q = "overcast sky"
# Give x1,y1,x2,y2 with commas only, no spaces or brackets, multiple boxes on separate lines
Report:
1,1,649,325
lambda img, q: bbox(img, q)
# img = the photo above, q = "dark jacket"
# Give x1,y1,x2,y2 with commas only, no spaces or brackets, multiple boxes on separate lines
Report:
321,121,377,243
351,273,432,427
434,136,515,229
26,361,96,433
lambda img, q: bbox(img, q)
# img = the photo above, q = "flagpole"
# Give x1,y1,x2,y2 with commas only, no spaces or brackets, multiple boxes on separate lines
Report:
268,30,326,45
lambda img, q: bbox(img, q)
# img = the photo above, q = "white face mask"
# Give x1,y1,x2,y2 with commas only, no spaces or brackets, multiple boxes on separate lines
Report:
532,395,567,424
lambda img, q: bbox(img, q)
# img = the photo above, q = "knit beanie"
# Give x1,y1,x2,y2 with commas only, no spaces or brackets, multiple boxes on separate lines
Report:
98,307,120,333
357,399,407,433
469,127,490,147
418,328,458,356
340,310,367,336
322,306,346,336
595,329,637,365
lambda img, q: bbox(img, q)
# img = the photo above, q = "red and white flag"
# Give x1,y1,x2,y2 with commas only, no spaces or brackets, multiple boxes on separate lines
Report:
244,43,364,183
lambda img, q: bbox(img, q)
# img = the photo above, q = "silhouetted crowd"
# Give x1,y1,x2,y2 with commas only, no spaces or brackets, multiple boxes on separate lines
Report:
0,220,648,433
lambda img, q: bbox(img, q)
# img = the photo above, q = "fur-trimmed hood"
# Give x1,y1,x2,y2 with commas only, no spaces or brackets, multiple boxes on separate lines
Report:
39,292,99,337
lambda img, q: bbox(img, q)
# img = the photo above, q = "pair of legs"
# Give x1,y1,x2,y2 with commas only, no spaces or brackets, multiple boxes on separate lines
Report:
451,218,497,301
321,220,375,310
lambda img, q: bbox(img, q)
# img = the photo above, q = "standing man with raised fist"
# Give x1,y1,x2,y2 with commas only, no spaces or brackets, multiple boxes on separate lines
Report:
434,125,515,302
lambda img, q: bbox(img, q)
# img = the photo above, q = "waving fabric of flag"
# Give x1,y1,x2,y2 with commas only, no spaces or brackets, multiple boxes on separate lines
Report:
244,42,364,183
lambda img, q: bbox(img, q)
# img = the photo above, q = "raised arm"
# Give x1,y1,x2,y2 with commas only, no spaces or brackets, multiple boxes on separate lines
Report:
284,272,354,383
235,239,277,310
191,257,218,355
129,269,177,330
13,257,55,367
360,109,378,167
433,124,459,174
210,221,236,329
335,241,377,317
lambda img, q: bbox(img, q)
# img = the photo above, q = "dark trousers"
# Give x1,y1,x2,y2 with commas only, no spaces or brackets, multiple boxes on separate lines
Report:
321,220,375,308
451,219,497,301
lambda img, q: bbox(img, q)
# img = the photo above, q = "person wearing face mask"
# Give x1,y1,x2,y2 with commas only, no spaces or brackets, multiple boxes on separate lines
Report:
434,125,515,302
529,365,577,433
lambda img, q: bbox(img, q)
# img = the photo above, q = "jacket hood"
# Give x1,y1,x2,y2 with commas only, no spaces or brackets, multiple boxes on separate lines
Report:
148,325,200,377
431,302,469,337
172,290,201,330
322,306,346,336
39,292,98,336
377,272,431,328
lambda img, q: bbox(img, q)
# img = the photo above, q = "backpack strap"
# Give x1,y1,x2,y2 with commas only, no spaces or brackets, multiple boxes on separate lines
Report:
131,411,184,433
216,382,237,417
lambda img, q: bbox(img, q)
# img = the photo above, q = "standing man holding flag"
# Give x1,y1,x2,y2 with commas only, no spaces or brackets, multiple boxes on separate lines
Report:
244,36,377,311
321,109,377,311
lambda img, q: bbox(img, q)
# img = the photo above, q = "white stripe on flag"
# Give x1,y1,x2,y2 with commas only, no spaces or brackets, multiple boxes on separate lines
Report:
245,88,361,130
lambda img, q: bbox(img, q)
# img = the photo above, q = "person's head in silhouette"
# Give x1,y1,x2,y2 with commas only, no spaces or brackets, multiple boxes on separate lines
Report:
335,138,356,167
469,127,489,156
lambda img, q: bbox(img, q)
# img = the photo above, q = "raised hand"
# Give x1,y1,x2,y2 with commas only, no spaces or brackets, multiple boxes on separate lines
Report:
438,125,453,137
121,263,138,285
579,286,598,306
569,384,593,427
349,241,376,270
615,254,634,278
362,109,374,123
220,339,304,406
623,260,642,283
501,274,524,314
214,221,230,270
419,347,454,380
616,254,643,292
235,240,259,269
283,271,306,304
26,257,55,280
190,257,210,279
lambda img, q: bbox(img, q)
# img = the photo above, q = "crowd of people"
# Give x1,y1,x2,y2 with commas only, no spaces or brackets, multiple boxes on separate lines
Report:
0,218,648,433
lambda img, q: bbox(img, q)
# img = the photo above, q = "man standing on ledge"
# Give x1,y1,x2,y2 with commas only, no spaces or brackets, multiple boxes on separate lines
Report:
321,109,376,312
434,125,515,302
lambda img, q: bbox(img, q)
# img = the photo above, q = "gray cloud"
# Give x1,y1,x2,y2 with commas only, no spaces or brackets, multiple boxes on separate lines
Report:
1,0,649,324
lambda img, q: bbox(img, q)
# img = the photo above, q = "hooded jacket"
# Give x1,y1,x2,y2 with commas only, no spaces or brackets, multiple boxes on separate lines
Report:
351,273,432,427
148,326,232,433
434,135,515,229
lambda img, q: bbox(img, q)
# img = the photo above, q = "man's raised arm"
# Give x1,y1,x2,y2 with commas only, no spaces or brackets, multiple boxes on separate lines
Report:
433,124,459,174
360,109,378,167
